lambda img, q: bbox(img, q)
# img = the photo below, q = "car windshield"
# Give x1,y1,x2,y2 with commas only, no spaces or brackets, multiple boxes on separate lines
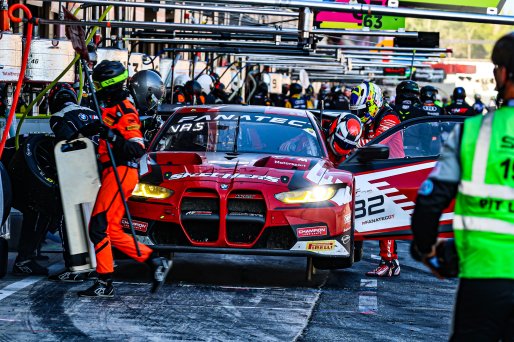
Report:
155,112,323,158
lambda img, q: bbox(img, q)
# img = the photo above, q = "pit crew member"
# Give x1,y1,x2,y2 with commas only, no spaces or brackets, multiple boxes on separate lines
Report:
420,85,444,116
77,60,171,297
393,80,426,122
411,33,514,340
445,87,476,116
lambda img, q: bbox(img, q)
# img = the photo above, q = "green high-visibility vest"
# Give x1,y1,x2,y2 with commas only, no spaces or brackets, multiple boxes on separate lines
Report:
455,106,514,279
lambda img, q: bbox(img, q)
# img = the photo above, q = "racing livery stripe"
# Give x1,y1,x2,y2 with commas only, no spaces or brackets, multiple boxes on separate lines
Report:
349,160,436,177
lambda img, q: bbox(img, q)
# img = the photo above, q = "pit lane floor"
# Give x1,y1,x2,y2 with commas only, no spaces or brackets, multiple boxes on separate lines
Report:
0,241,457,341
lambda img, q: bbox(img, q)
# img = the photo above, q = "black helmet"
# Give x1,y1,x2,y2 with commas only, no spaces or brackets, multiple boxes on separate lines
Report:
282,84,290,96
474,94,481,101
257,82,268,94
209,72,221,84
184,80,202,96
48,83,77,114
331,85,342,94
420,85,438,103
396,80,420,97
92,60,128,92
453,87,466,100
129,70,165,114
306,84,314,96
290,83,303,95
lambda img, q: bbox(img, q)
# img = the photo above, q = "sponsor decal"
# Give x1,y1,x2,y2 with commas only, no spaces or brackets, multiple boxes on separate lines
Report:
297,226,328,238
78,113,89,121
418,179,434,196
121,218,149,232
176,114,309,129
185,211,212,215
344,213,352,224
361,214,395,226
167,172,280,183
234,194,257,199
306,240,335,251
220,184,229,190
230,212,264,218
342,235,351,245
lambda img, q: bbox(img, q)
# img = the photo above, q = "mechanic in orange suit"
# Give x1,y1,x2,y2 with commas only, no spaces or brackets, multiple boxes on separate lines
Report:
77,60,171,298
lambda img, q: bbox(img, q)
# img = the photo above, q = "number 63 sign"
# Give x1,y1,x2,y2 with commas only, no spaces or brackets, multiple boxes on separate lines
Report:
315,0,405,31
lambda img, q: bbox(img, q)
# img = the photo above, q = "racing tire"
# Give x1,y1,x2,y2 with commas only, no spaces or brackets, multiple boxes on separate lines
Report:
0,237,7,279
353,241,363,263
8,134,60,215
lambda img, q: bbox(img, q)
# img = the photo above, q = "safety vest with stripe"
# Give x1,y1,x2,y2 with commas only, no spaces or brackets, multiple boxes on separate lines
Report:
454,106,514,279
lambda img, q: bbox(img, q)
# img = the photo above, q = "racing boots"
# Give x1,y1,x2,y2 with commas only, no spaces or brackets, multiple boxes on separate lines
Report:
148,257,172,294
49,269,98,282
77,278,114,298
12,258,49,276
366,259,400,277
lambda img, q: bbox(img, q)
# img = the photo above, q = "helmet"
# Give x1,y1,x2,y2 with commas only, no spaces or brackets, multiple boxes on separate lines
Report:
306,85,314,96
420,85,438,103
331,85,342,94
320,84,330,96
327,113,363,156
282,84,290,96
92,60,128,93
48,83,77,114
257,82,269,95
184,80,202,96
290,83,303,95
349,81,384,126
197,74,214,94
209,72,221,84
474,94,481,101
173,74,190,87
396,81,419,98
453,87,466,100
129,70,165,113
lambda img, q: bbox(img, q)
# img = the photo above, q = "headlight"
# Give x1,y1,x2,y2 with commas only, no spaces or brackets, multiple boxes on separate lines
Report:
275,186,337,204
131,183,173,199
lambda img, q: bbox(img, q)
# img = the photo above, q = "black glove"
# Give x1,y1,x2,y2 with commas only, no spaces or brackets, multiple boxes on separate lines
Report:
98,124,117,143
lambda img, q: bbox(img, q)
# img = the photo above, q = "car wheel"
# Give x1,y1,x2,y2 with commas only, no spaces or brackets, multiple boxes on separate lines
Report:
8,134,60,215
0,237,7,279
354,241,363,262
313,256,353,270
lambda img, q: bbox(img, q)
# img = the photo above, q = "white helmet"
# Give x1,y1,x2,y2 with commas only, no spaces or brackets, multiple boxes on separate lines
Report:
197,74,214,94
174,74,190,87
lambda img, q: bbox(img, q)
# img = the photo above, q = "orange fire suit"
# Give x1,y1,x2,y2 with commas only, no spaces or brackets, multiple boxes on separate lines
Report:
89,99,153,275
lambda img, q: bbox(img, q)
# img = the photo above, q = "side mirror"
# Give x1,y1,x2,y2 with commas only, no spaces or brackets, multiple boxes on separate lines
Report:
355,144,390,162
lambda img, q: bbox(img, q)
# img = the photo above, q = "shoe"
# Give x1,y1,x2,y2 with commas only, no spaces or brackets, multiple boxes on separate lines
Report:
391,259,400,276
77,279,114,298
149,257,172,294
365,259,394,277
48,269,97,282
12,259,49,276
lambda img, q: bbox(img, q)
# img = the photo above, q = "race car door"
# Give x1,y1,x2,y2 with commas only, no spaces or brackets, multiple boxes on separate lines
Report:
339,115,465,240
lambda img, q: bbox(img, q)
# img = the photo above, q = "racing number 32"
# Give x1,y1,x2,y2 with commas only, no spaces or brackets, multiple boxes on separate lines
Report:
355,195,385,219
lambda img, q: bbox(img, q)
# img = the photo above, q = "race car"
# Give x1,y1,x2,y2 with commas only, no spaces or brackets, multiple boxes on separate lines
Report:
126,105,357,269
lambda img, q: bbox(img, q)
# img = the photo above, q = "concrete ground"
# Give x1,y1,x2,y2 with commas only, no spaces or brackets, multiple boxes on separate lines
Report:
0,241,457,342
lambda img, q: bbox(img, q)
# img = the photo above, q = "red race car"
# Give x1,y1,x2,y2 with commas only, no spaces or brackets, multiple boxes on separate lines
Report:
126,105,357,269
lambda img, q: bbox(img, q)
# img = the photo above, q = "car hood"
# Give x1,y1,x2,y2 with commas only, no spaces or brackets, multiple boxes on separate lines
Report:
139,151,353,189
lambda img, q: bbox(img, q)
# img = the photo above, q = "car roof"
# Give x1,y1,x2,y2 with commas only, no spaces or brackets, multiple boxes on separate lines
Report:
172,105,310,118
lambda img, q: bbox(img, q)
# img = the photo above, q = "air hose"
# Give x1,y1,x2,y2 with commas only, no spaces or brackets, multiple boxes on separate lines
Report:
0,4,35,158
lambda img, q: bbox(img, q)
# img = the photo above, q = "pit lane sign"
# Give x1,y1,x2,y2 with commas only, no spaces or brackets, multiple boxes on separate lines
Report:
316,0,405,31
399,0,505,13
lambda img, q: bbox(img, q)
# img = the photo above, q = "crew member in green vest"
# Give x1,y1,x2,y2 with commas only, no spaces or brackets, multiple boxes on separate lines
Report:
410,32,514,341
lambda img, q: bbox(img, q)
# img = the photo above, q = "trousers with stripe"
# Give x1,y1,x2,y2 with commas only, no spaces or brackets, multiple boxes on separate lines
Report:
89,166,153,274
379,239,397,261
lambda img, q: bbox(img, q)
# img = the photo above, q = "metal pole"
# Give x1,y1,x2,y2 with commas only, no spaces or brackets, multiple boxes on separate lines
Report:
40,0,300,17
187,0,514,25
317,44,451,53
313,29,418,37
